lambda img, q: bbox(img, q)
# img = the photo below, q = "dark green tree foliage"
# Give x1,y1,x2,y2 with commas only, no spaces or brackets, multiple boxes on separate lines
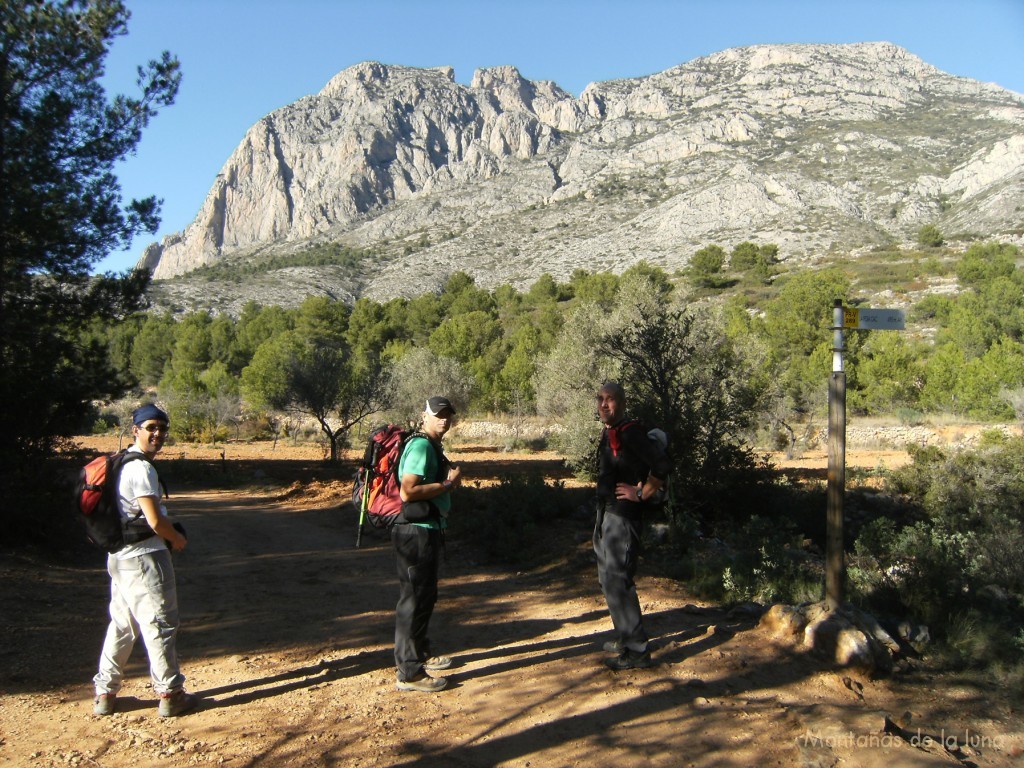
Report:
855,331,925,414
442,271,497,316
346,298,402,367
569,269,619,308
917,224,944,248
100,313,143,388
689,245,726,286
920,243,1024,418
730,241,761,271
621,261,674,301
0,1,179,473
762,268,855,415
403,293,443,344
240,329,385,461
129,312,176,386
597,303,770,532
293,295,350,347
285,342,363,461
730,242,779,283
525,273,560,304
234,302,293,360
209,313,244,373
955,241,1018,288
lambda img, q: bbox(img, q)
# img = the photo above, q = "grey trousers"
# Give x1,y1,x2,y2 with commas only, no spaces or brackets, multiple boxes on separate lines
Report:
593,501,649,651
93,548,185,695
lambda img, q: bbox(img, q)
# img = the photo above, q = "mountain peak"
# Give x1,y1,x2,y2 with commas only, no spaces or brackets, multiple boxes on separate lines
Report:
142,43,1024,313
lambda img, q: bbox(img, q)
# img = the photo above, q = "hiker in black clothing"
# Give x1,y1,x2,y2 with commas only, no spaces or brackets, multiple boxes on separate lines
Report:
593,381,671,670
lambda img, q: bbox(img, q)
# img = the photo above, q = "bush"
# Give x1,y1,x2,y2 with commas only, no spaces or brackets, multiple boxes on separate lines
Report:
454,474,581,564
917,224,944,248
718,515,824,605
90,417,114,435
853,439,1024,645
895,407,925,426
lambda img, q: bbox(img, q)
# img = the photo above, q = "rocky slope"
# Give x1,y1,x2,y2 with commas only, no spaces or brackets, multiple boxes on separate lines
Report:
140,42,1024,313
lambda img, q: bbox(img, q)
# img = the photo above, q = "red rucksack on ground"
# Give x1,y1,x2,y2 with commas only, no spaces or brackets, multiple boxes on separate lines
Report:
76,450,154,553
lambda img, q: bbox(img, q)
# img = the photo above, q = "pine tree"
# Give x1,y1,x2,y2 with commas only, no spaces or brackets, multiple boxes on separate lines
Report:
0,0,179,540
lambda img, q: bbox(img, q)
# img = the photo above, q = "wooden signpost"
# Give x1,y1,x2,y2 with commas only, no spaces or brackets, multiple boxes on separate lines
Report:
826,300,905,610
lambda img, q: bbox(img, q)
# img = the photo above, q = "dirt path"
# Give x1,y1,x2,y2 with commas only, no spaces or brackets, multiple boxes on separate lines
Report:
1,446,1021,767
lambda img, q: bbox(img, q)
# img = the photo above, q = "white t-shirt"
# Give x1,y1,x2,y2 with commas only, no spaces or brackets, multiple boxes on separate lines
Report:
113,447,167,560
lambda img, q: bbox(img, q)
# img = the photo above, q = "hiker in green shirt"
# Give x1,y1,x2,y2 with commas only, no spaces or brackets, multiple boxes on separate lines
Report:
393,396,461,692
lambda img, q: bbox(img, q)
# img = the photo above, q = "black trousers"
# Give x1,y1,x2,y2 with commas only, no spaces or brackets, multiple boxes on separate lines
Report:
593,500,649,651
391,523,441,681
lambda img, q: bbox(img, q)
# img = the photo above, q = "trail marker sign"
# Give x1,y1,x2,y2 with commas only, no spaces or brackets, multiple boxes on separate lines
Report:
827,302,906,609
842,307,905,331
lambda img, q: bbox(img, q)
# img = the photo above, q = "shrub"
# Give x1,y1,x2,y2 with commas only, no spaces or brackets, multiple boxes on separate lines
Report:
718,515,823,605
917,224,944,248
854,439,1024,640
937,610,1024,673
454,474,580,564
90,417,113,435
895,407,925,426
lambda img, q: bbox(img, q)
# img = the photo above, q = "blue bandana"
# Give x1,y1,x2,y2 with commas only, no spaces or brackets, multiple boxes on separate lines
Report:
132,404,169,426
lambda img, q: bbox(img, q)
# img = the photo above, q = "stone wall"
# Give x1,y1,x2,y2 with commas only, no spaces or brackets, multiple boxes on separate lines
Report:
813,423,1018,450
455,420,1019,450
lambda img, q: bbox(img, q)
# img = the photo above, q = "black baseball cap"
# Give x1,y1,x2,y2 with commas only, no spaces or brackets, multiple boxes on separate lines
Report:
425,396,456,416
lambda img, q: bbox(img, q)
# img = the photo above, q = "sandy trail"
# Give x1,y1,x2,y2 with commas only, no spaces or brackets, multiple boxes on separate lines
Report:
0,440,1019,767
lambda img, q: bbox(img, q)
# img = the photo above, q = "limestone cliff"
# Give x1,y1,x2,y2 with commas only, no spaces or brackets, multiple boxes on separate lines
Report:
141,43,1024,310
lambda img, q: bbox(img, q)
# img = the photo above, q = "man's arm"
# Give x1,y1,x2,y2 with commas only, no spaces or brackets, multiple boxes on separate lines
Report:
399,469,460,502
138,495,187,552
615,426,670,502
398,439,461,502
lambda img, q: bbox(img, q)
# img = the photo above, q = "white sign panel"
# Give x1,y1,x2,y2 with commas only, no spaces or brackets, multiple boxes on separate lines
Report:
843,308,905,330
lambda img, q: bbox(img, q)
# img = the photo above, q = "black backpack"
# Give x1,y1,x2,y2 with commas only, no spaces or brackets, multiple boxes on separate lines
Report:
76,450,158,553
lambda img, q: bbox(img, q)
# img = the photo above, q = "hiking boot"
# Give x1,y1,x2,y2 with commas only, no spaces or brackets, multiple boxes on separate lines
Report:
158,689,199,717
605,647,654,670
93,693,116,716
602,639,624,654
396,672,447,693
424,655,453,671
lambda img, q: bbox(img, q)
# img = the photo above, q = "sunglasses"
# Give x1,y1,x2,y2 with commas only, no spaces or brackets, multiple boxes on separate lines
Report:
139,423,169,434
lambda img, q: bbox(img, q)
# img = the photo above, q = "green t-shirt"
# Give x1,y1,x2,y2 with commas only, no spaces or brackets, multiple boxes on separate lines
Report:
398,435,450,527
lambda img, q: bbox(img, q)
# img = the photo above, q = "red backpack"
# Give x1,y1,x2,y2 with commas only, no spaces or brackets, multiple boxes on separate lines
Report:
352,425,442,545
76,450,156,552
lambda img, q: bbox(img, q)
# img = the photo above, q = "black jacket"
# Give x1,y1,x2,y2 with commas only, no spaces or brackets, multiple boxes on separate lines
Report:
597,418,671,506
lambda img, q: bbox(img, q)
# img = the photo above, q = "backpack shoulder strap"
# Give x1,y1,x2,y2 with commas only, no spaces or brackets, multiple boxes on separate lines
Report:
115,451,167,500
116,450,149,467
107,452,157,533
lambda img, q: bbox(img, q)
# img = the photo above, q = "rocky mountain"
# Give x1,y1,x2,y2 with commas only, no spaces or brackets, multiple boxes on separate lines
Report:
141,42,1024,313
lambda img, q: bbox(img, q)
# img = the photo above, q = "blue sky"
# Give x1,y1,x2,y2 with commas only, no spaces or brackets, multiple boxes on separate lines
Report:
96,0,1024,273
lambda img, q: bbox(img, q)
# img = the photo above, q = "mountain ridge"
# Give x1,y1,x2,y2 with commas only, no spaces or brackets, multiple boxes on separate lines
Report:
141,42,1024,313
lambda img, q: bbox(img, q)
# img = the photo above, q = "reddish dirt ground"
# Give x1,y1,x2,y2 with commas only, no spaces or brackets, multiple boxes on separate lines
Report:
1,436,1020,767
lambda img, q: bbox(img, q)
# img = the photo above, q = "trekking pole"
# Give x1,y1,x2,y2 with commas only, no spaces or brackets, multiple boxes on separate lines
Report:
355,474,370,548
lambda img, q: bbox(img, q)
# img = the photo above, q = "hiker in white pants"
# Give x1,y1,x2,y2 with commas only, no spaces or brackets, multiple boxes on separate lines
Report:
93,404,198,718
